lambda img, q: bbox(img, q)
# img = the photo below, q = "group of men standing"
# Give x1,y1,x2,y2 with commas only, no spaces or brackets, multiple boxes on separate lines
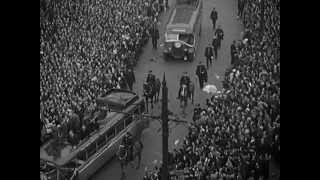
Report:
129,4,233,99
177,61,208,96
176,7,224,91
204,8,224,70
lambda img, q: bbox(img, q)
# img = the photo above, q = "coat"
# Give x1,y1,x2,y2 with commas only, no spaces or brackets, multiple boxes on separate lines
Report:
212,37,219,49
231,44,237,56
151,26,160,40
146,73,156,84
196,65,207,81
210,10,218,22
180,75,191,86
205,46,214,58
215,28,224,40
125,70,135,85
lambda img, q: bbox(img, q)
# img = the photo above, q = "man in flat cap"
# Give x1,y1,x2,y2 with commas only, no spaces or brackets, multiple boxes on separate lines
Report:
205,42,214,69
196,62,207,89
215,25,224,49
210,8,218,30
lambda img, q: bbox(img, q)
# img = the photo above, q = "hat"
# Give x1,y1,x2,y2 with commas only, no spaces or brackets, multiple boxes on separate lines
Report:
183,71,187,74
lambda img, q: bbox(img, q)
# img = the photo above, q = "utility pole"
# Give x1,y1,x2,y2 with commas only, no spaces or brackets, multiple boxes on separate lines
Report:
161,73,169,180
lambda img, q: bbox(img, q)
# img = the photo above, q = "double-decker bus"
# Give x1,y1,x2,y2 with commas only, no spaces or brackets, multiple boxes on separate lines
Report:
163,0,202,61
40,89,146,180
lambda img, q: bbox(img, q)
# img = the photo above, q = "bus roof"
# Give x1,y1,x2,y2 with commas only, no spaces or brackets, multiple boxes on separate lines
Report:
40,94,144,166
166,5,199,34
96,89,139,110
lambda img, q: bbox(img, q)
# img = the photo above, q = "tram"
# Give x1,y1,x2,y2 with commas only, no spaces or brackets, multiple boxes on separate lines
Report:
40,89,146,180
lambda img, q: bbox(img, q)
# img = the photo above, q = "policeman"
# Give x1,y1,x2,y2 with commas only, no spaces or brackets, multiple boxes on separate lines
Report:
125,68,135,91
125,132,134,161
215,25,224,49
150,23,160,50
230,40,237,65
119,75,127,90
117,144,127,162
196,62,207,89
210,8,218,30
178,72,191,98
204,43,214,69
143,81,149,98
180,71,191,88
193,104,201,122
212,35,219,60
146,70,156,85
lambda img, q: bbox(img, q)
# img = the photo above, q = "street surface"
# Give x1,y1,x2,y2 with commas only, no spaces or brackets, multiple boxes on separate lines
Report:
90,0,243,179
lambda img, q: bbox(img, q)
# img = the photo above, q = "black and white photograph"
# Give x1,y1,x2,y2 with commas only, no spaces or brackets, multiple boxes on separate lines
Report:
40,0,280,179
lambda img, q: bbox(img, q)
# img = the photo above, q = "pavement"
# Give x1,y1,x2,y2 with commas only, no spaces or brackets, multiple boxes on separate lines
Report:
90,0,243,179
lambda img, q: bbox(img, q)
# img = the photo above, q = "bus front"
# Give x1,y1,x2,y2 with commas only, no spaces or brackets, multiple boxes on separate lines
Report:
163,30,195,61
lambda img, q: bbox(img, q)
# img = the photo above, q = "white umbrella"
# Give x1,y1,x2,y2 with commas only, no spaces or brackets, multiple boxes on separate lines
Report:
203,84,218,94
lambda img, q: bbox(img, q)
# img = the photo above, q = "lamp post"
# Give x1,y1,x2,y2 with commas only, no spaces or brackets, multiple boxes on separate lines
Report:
161,73,169,180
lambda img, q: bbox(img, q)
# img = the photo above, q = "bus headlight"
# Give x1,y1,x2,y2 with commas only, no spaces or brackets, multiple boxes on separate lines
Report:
174,42,181,48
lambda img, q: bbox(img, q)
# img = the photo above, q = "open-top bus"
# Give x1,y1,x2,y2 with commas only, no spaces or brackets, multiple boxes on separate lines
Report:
163,0,202,61
40,89,146,180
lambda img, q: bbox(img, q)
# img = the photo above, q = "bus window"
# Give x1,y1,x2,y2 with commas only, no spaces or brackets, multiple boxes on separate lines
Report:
125,116,133,127
86,143,97,158
97,135,106,149
107,127,115,141
77,151,87,162
116,120,125,134
179,34,194,45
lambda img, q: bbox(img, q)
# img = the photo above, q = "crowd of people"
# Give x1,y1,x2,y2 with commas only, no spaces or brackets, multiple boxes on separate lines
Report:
144,0,280,179
40,0,164,147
